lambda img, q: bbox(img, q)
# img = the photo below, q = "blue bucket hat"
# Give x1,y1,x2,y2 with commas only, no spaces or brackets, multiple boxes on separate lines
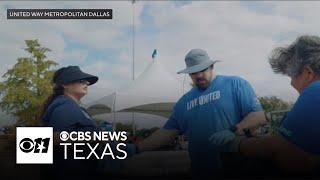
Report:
53,66,98,85
177,49,220,74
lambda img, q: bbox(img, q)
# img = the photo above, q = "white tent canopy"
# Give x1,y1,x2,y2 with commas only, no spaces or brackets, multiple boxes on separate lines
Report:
86,59,187,118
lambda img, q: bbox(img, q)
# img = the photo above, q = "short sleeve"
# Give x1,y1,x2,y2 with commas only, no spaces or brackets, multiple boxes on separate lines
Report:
278,86,320,155
163,102,184,134
235,78,263,117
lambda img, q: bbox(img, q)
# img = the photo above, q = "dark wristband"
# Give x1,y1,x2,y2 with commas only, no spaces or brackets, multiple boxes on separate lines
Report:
243,128,253,137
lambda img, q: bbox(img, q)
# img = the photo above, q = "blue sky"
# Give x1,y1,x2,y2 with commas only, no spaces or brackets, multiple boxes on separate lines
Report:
240,1,275,15
2,1,320,126
0,1,313,99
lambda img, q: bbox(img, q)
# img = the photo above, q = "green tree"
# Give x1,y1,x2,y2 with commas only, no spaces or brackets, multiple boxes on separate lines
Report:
0,40,58,126
259,96,293,133
259,96,292,114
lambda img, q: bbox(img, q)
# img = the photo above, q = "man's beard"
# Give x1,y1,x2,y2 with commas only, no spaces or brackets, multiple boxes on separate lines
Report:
195,77,210,90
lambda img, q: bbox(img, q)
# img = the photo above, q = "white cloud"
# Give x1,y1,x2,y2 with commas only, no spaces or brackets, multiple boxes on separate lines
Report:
83,60,109,74
0,0,145,68
2,0,320,109
132,1,306,101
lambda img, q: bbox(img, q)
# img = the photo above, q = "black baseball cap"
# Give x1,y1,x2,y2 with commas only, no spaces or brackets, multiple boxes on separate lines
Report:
53,66,98,85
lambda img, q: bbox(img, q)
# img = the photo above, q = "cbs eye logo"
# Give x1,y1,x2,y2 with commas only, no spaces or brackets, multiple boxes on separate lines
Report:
16,127,53,164
19,138,50,153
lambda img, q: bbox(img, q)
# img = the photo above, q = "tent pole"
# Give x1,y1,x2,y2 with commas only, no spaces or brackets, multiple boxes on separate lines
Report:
113,111,116,131
112,92,116,131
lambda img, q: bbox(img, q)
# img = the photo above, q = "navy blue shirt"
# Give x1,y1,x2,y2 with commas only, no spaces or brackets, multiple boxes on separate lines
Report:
279,81,320,155
41,96,99,177
163,75,262,171
42,95,98,132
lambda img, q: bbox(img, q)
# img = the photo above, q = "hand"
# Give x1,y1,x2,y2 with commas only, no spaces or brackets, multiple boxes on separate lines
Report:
209,130,236,146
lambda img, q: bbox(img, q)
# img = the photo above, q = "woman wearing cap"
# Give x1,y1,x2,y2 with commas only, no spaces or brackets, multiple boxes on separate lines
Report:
40,66,99,179
41,66,99,132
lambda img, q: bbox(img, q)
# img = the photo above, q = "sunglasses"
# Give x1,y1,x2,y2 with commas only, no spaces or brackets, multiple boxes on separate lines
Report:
75,79,90,85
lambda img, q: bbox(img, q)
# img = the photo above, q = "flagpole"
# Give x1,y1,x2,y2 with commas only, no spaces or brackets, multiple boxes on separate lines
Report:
132,0,135,81
131,0,136,136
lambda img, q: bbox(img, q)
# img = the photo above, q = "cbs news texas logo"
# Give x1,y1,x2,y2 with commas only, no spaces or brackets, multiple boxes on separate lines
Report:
16,127,53,164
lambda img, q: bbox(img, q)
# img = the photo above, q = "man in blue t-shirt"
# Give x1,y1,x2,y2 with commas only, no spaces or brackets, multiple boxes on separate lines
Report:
210,35,320,174
137,49,266,174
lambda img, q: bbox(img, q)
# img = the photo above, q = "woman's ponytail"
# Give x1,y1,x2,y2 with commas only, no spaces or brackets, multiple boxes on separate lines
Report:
39,68,65,120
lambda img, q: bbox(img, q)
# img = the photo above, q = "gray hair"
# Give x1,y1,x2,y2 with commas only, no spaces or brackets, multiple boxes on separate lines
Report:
269,35,320,77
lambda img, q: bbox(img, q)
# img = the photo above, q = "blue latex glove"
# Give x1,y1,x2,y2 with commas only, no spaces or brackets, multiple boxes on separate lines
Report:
99,121,113,132
209,130,236,146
